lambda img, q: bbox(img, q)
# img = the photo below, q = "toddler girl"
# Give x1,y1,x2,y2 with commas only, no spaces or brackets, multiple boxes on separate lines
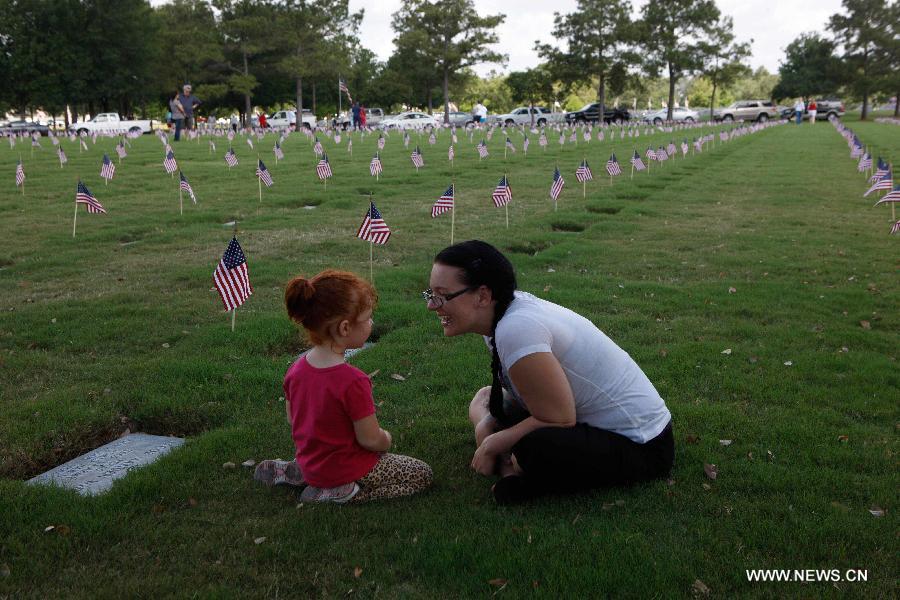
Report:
255,270,432,503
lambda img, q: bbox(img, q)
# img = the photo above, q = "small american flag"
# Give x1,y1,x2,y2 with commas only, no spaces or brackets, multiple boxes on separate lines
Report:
558,133,565,145
57,147,68,165
274,141,284,160
31,134,41,148
646,147,657,161
657,146,669,162
357,201,391,245
403,132,410,148
429,132,436,145
432,183,454,218
377,135,385,150
630,150,646,171
257,159,274,187
693,138,703,153
164,143,173,155
873,183,900,206
225,148,239,167
76,180,106,214
891,220,900,235
681,140,688,156
492,175,512,207
550,167,564,200
569,131,577,143
871,158,889,181
209,140,216,153
100,154,115,180
448,144,455,161
246,137,254,150
116,141,127,159
313,137,323,155
213,237,253,311
539,133,548,147
667,142,676,156
15,161,25,187
334,133,341,144
369,153,382,176
523,136,530,153
597,130,605,141
505,137,516,153
80,139,88,151
411,146,424,168
575,159,593,182
227,130,235,141
583,130,591,142
857,153,872,172
606,154,622,176
179,171,197,203
477,140,489,158
720,131,729,142
164,150,178,173
316,153,333,179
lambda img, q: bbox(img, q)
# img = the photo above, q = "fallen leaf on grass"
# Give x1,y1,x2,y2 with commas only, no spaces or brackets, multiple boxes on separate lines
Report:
701,483,711,491
659,348,668,357
859,320,871,330
719,439,732,446
241,459,256,468
367,369,380,379
222,462,236,469
353,567,363,578
691,579,711,597
43,525,55,533
488,578,507,587
766,450,775,461
840,347,849,353
837,435,849,443
685,434,700,444
161,343,170,349
728,287,736,293
703,463,718,480
868,506,885,517
187,498,198,507
254,537,266,545
543,285,552,292
721,348,732,355
390,373,406,381
783,361,793,366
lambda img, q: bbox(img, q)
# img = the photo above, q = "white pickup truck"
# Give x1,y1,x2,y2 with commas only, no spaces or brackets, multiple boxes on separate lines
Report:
489,106,562,127
267,109,317,130
69,113,153,136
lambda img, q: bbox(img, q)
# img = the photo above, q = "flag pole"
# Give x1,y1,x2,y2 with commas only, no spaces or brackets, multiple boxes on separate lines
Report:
72,179,79,238
19,154,24,196
369,239,374,282
231,309,236,332
583,156,586,198
505,172,509,229
179,182,183,216
257,154,262,203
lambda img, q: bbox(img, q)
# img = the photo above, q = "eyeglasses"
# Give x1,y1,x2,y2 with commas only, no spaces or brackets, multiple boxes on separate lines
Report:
421,286,475,308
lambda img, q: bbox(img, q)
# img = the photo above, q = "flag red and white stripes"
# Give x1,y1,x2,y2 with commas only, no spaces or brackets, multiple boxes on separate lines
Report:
432,184,455,218
100,154,115,180
164,151,177,173
357,202,391,245
15,161,25,187
257,159,273,187
225,148,239,167
76,180,106,214
316,154,333,179
411,146,424,168
631,150,646,171
179,171,197,203
492,175,512,207
370,153,382,176
606,154,622,176
550,167,564,200
575,159,593,182
213,237,253,311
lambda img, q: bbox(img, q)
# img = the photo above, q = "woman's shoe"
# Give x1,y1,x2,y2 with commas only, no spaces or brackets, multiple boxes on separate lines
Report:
254,459,305,487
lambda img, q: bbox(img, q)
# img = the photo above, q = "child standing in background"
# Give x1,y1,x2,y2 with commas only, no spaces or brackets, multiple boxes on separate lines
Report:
255,270,432,503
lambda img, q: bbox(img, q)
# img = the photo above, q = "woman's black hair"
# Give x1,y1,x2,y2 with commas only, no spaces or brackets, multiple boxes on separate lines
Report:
434,240,517,423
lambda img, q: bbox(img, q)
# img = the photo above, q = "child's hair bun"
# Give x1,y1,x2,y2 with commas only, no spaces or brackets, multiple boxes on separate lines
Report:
284,276,315,323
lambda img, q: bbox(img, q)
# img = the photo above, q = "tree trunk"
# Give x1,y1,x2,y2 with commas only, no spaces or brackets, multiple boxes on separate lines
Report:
312,82,317,116
597,75,606,118
667,63,676,121
443,67,450,124
709,79,718,121
64,104,70,128
530,97,535,127
296,77,303,125
894,90,899,117
427,88,433,115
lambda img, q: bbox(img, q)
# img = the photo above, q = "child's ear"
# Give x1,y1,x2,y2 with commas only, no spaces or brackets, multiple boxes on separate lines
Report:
337,319,351,337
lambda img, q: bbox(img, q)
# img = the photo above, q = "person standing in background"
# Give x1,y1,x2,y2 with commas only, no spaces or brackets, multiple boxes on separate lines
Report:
807,99,817,124
170,91,186,141
359,105,367,129
177,84,201,132
793,99,805,125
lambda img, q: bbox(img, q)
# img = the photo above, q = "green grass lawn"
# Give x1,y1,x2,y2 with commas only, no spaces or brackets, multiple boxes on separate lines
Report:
0,116,897,598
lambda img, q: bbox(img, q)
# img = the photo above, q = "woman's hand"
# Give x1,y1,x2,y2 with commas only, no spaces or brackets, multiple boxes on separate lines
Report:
470,432,508,476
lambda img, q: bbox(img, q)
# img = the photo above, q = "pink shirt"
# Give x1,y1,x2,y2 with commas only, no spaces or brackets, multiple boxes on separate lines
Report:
283,357,379,487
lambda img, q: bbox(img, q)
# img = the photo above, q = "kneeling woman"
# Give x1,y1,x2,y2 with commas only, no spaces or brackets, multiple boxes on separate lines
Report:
426,240,674,503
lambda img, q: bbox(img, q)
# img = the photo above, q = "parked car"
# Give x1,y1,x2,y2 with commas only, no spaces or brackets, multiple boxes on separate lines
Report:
489,106,558,127
68,113,153,135
780,99,845,121
712,100,778,123
339,107,385,128
378,111,439,130
565,103,631,124
0,120,51,136
268,109,317,129
642,107,700,125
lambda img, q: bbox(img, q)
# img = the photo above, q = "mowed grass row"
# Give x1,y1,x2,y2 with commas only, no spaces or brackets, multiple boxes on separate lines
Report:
0,118,897,598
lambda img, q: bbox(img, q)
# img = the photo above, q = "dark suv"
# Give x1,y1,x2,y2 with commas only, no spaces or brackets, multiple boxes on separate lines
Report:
780,99,845,121
565,103,631,124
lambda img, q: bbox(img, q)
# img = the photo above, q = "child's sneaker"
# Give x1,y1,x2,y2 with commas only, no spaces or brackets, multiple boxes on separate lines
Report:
254,459,305,487
299,482,360,504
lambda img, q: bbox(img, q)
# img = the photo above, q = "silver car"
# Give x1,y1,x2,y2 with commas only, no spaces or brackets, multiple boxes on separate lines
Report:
713,100,778,123
642,107,700,125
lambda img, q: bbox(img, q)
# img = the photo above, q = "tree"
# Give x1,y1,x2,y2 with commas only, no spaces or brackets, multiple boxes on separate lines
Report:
772,33,845,101
868,1,900,117
828,0,894,120
536,0,636,119
392,0,506,124
696,16,750,119
155,0,225,100
506,67,555,125
638,0,721,120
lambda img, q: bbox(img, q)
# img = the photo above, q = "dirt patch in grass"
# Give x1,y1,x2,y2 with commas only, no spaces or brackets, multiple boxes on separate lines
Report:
506,241,550,255
551,221,586,232
587,206,622,215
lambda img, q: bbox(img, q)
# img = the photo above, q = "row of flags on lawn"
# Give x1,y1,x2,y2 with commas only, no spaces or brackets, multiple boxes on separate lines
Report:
833,119,898,234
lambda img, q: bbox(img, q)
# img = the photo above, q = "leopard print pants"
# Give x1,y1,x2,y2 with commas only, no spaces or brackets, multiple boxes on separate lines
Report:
351,453,432,503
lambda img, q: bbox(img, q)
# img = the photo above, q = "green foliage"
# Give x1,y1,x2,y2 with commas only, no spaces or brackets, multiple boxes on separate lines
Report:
772,33,845,101
696,16,751,117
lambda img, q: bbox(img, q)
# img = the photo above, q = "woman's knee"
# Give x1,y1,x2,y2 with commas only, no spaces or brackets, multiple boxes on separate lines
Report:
469,386,492,424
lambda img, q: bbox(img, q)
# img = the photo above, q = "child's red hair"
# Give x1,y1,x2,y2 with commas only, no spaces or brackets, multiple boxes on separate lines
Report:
284,270,377,345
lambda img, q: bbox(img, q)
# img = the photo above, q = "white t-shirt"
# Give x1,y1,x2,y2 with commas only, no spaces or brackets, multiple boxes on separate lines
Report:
484,291,671,443
474,103,487,118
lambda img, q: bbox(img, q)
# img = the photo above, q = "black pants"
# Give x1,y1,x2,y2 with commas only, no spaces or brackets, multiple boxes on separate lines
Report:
511,421,674,493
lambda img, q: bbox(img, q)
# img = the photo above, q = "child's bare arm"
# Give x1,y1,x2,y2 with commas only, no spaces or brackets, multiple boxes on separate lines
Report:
353,414,391,452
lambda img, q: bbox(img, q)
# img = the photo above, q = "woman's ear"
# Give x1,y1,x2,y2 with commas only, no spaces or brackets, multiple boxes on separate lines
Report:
476,285,494,307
